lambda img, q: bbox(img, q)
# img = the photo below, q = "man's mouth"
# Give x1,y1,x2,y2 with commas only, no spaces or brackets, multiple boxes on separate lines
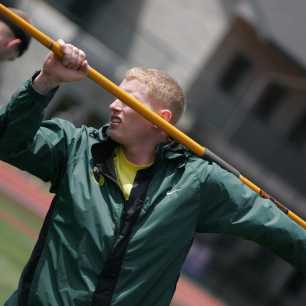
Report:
110,116,122,126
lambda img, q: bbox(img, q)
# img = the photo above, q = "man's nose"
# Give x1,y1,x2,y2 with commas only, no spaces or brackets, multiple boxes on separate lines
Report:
110,99,123,111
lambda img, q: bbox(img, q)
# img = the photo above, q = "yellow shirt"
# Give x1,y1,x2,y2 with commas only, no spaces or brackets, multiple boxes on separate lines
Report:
113,147,152,200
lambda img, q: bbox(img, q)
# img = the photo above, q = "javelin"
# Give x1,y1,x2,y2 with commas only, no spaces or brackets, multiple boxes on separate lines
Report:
0,3,305,230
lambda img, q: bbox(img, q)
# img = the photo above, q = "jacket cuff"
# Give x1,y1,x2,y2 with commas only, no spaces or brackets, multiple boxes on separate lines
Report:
27,70,59,104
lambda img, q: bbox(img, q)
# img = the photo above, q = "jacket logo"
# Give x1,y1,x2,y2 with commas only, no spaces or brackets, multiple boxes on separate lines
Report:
166,187,182,196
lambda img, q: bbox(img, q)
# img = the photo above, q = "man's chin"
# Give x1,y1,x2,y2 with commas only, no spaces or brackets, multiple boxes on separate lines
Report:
108,128,122,143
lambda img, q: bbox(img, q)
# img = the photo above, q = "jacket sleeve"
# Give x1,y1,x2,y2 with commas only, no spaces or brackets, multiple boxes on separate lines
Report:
0,77,79,192
196,162,306,275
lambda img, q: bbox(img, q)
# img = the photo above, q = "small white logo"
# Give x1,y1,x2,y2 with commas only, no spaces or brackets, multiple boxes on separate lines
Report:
166,188,182,196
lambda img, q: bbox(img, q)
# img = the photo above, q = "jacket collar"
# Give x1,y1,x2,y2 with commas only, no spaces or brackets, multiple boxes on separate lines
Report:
91,124,191,165
91,124,116,165
155,140,192,161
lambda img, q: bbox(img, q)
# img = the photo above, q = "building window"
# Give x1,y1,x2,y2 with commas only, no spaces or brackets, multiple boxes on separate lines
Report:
288,111,306,149
252,83,288,122
219,53,252,94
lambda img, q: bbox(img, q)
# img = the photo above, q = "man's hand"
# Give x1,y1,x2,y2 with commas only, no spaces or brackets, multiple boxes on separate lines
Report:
32,39,88,95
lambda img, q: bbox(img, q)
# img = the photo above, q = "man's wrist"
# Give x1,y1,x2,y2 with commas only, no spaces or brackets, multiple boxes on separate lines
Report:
32,71,60,95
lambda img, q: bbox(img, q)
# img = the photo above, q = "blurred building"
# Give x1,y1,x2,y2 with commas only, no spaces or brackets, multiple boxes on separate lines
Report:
1,0,306,305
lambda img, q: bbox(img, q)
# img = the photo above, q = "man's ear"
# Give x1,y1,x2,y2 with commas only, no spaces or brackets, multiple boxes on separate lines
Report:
159,109,172,122
6,38,21,52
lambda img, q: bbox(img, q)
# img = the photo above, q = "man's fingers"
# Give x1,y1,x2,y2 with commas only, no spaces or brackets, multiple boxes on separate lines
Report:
80,60,88,73
58,38,65,46
79,50,86,61
78,50,86,68
70,47,86,70
68,46,80,69
76,50,87,71
61,43,87,70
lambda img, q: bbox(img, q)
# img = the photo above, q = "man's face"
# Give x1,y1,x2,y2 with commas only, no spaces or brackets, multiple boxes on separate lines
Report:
0,45,18,61
108,78,159,146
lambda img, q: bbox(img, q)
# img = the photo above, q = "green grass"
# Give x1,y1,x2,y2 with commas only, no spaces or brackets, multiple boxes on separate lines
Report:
0,193,43,305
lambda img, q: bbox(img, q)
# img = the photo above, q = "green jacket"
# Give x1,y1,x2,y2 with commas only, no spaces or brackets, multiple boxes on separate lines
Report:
2,78,306,306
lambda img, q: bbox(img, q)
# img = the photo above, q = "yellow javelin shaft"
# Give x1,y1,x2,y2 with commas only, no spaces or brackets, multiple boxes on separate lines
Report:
1,4,305,229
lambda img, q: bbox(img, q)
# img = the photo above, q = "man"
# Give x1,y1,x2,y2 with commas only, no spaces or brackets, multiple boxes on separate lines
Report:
0,8,31,61
2,40,306,306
